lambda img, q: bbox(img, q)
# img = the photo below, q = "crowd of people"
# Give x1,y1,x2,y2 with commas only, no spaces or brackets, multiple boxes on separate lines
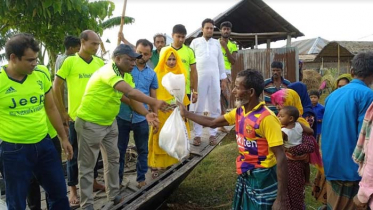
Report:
1,16,373,210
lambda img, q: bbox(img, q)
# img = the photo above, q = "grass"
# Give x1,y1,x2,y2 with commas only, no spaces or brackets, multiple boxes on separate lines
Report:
163,131,323,210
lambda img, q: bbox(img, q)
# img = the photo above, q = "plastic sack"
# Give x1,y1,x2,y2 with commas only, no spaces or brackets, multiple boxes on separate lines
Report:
159,107,190,160
159,72,190,160
161,72,185,103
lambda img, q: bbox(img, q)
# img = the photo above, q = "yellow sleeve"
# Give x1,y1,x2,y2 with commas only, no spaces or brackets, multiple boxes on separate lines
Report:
223,108,237,125
259,115,283,147
189,48,196,65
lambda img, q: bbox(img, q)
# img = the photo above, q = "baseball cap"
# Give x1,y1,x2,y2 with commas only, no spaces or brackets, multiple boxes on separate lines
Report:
113,44,142,59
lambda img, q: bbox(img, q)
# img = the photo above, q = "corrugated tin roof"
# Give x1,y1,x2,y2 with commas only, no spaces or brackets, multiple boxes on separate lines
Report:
186,0,304,48
285,37,329,55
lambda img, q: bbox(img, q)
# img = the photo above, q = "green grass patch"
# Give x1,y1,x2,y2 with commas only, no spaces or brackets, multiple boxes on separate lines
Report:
163,131,323,209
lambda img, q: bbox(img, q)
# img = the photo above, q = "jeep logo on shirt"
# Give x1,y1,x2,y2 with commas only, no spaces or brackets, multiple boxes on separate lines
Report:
9,94,45,109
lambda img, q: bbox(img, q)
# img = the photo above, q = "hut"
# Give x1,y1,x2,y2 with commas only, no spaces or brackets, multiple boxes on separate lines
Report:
313,41,373,74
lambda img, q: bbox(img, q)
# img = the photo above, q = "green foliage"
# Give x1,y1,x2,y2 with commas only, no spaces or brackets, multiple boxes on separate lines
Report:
1,0,115,54
0,0,134,67
100,16,134,30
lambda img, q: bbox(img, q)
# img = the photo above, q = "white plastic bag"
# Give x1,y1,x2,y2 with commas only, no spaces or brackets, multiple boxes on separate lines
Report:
159,107,190,160
159,72,190,161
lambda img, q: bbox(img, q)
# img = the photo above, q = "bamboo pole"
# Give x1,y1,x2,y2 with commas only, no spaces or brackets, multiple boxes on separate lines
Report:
338,44,340,75
117,0,128,46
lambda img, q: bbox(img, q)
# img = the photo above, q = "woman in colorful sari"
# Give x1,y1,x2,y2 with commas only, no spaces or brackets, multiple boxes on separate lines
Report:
271,89,316,209
288,82,317,138
148,47,190,178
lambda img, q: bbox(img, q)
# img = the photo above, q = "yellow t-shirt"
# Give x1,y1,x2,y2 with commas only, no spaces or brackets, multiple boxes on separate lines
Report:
164,44,196,94
56,54,104,121
0,65,51,143
220,39,238,71
224,102,283,171
77,61,134,126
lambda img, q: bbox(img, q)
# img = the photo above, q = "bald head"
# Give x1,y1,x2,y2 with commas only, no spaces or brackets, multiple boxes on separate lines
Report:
80,30,99,41
79,30,101,56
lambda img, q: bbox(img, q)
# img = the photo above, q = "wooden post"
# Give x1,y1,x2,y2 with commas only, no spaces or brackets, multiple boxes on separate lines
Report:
255,35,258,49
266,39,271,49
117,0,128,46
286,34,291,47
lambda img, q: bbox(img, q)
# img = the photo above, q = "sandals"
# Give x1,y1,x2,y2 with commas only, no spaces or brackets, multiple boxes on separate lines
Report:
137,181,147,189
209,135,218,146
193,137,201,146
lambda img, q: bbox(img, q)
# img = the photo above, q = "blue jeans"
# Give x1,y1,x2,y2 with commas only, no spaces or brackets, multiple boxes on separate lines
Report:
117,118,149,183
67,121,100,186
0,136,69,210
27,136,62,210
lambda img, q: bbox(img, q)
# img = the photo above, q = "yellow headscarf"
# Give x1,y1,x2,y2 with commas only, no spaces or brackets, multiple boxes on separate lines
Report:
155,47,189,105
271,89,309,126
333,73,353,90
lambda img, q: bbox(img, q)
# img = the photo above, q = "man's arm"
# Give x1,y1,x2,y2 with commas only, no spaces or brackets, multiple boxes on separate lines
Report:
179,103,229,128
53,77,70,124
115,81,167,111
150,88,157,112
190,64,198,103
271,145,288,210
222,41,236,65
44,90,73,160
119,32,135,49
217,42,228,90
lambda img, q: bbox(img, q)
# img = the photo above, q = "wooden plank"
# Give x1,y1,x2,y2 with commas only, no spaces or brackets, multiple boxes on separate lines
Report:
112,126,235,210
266,39,271,49
2,127,234,210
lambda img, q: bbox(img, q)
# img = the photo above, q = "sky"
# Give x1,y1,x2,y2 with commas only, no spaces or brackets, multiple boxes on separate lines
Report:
99,0,373,59
2,0,373,65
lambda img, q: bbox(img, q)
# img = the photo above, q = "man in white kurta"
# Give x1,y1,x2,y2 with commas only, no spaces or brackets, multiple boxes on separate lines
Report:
190,18,227,145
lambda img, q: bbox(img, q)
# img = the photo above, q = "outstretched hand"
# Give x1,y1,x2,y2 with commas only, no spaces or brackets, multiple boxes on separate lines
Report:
155,100,170,112
146,112,159,127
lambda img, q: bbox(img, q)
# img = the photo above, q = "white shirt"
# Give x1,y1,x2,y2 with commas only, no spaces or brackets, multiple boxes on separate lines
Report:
190,37,227,80
282,122,303,148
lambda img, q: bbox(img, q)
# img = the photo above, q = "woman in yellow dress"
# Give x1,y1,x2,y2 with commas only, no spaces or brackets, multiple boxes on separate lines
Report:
148,47,190,178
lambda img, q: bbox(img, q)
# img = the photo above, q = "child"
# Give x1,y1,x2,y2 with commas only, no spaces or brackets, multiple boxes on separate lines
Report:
278,106,314,185
309,90,324,143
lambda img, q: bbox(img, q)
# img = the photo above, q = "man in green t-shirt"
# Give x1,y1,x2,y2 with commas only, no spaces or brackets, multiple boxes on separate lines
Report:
27,65,64,210
53,30,105,206
54,35,81,110
0,33,73,209
75,44,168,209
218,21,238,133
149,33,166,69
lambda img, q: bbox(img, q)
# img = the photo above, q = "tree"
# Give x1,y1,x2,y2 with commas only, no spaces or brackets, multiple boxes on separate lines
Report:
0,0,134,68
